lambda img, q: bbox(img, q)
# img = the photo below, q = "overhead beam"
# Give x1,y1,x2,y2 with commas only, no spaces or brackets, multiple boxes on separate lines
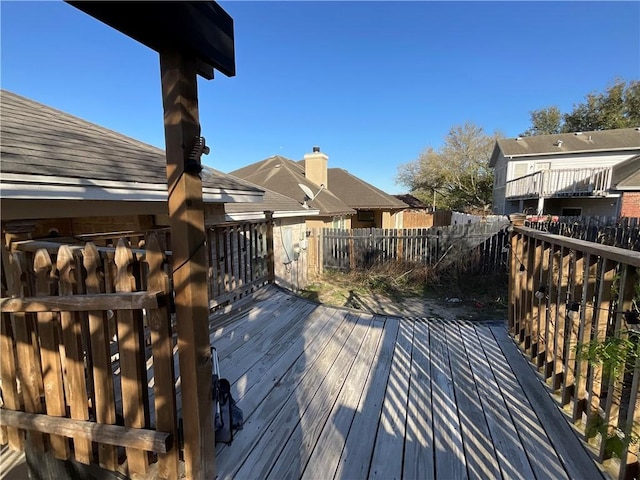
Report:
66,1,235,79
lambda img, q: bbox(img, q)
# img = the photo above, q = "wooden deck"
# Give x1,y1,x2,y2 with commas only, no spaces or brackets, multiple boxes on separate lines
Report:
208,286,604,480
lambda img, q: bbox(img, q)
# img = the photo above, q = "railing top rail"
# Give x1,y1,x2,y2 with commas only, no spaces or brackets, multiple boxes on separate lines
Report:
514,226,640,267
506,171,543,183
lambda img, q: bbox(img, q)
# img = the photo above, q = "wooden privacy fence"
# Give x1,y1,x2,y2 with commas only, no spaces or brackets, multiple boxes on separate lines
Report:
509,225,640,480
526,217,640,251
314,222,510,273
0,235,180,478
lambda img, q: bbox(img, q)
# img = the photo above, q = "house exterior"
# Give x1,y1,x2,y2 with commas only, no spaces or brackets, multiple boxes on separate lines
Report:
490,127,640,216
0,89,264,239
609,154,640,218
224,184,320,290
0,90,321,291
229,147,407,230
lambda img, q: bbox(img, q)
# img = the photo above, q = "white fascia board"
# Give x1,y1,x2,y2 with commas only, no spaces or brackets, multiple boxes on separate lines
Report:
225,212,265,222
1,173,264,204
505,148,640,159
273,209,320,218
224,209,319,222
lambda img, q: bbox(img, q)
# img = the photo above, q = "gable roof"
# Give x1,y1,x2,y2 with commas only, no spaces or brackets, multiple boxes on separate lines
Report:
612,154,640,191
0,89,262,204
229,156,356,216
327,168,407,210
394,194,427,209
490,127,640,167
224,175,320,220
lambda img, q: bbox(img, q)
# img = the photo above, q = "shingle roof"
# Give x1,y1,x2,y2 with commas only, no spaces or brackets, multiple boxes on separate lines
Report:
612,154,640,190
224,175,315,216
490,127,640,167
0,89,262,197
231,154,405,214
327,168,407,209
229,156,356,216
394,194,427,209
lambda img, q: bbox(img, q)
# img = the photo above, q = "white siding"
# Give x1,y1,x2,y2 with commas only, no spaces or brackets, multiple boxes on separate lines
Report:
505,152,637,182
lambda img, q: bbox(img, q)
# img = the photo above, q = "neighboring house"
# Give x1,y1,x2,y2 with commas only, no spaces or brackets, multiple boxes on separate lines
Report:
0,89,322,291
225,184,320,290
490,127,640,216
0,89,263,240
230,147,406,229
609,154,640,218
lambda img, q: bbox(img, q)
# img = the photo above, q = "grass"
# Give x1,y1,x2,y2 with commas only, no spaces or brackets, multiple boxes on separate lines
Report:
299,261,508,320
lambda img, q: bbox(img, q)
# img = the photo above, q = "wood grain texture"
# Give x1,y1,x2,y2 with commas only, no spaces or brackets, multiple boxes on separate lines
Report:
0,409,171,453
83,243,118,470
56,245,93,464
145,235,180,480
114,240,148,474
33,249,69,459
368,320,413,480
0,291,165,312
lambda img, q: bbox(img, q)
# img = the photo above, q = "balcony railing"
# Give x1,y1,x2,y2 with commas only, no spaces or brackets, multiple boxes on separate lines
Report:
506,167,613,199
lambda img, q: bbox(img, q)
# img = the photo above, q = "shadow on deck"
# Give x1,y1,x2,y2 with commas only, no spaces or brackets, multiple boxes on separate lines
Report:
210,285,603,480
0,285,604,480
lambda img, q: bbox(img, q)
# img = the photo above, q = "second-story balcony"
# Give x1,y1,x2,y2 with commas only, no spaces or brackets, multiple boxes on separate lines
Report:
505,167,613,200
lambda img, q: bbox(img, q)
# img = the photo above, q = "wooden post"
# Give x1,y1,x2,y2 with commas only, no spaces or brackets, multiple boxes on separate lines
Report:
160,49,215,480
265,211,275,283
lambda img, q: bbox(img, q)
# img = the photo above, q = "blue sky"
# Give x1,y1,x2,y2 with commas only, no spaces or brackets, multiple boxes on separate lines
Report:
2,1,639,194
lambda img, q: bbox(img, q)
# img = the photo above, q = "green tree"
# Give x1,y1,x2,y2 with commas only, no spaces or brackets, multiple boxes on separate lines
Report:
396,123,498,213
520,106,562,136
523,79,640,135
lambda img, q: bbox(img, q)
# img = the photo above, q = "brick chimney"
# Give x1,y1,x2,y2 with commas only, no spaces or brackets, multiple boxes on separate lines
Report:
304,146,328,188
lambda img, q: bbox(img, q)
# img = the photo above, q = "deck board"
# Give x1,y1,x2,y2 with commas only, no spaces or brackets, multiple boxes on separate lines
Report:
445,321,501,480
266,313,373,480
430,321,467,479
368,319,413,480
335,316,400,480
210,293,604,480
402,319,435,480
3,285,606,480
458,321,537,480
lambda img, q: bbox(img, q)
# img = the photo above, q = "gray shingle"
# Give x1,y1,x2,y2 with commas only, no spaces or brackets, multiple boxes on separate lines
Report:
0,89,262,195
490,128,640,166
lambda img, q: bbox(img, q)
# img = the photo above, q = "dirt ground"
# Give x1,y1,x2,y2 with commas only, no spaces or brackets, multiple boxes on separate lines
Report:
298,269,508,322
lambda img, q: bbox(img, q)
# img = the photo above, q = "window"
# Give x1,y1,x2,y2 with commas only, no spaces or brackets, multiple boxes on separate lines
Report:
513,163,529,178
332,216,346,228
357,210,375,222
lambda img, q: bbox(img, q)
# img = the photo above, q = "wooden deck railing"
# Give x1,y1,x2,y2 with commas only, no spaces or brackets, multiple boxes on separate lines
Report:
1,235,180,478
506,167,612,199
509,224,640,480
73,219,274,309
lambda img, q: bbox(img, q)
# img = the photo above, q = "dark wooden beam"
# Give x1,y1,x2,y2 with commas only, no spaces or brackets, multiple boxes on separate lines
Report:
66,1,235,79
160,49,215,479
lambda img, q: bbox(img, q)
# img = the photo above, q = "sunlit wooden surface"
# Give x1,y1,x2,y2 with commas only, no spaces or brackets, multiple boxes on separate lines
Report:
209,287,603,480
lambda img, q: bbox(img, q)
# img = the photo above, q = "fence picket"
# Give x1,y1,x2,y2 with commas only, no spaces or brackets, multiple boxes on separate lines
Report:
56,246,93,464
146,235,180,479
114,240,148,474
83,243,118,470
34,249,70,459
316,224,510,274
